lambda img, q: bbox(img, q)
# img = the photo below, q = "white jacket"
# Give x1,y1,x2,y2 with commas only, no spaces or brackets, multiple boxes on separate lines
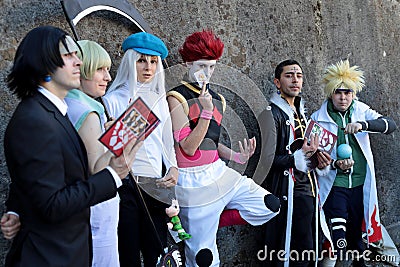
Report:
311,100,382,244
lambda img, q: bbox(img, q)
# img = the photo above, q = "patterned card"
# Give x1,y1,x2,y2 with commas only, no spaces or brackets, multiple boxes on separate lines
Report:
99,97,160,156
305,119,337,153
193,69,207,88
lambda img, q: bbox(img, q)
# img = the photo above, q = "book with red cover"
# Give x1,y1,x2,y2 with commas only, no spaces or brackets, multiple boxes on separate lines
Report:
304,119,337,153
99,97,160,156
290,119,337,168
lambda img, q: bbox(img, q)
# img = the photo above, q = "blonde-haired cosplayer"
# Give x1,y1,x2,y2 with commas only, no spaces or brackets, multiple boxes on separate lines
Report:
66,40,124,267
322,59,365,98
77,40,111,80
311,59,397,267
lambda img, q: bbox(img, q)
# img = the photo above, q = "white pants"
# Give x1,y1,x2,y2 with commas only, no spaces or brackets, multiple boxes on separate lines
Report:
90,195,120,267
92,244,119,267
177,160,278,267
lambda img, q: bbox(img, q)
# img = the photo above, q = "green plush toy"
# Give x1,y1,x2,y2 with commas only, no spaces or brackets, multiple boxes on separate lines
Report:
166,199,192,240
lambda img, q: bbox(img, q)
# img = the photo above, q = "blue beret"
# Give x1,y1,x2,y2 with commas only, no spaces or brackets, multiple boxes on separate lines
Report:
122,32,168,60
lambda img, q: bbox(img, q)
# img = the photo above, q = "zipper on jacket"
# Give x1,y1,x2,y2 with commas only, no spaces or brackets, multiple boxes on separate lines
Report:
339,111,353,188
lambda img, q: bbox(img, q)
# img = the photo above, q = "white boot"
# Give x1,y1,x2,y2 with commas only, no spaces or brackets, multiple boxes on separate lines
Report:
321,257,337,267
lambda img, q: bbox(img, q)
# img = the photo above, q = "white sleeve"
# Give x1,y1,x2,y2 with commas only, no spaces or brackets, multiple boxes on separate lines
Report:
363,105,382,120
106,166,123,188
160,98,178,170
102,84,130,119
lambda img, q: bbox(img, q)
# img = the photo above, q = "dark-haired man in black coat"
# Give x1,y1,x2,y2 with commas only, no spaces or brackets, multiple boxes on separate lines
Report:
2,25,140,267
259,59,331,267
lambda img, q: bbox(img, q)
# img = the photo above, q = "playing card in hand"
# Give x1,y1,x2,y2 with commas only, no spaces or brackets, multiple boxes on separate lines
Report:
193,69,208,88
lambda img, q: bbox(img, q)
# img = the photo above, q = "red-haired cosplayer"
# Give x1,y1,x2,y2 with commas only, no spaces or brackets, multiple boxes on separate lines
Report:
167,30,280,266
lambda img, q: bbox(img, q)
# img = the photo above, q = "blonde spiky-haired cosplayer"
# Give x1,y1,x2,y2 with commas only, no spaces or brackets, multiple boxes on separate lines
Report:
322,59,365,98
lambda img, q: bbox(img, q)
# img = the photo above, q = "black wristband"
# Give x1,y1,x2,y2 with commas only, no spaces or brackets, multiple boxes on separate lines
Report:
330,159,337,170
357,121,367,131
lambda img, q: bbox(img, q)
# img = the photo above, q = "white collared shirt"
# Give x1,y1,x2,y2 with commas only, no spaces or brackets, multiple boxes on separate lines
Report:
38,86,68,115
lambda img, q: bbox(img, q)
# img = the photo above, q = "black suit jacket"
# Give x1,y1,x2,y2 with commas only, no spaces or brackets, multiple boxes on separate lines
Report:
4,92,118,267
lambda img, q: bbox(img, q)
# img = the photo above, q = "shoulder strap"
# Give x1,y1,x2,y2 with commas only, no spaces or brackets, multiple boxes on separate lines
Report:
217,93,226,113
167,82,226,114
180,81,226,113
180,81,201,94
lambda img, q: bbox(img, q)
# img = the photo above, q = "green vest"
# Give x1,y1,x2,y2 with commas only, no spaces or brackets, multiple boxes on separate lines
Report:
327,100,367,188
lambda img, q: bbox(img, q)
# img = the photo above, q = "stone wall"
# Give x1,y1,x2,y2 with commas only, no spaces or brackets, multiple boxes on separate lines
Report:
0,0,399,266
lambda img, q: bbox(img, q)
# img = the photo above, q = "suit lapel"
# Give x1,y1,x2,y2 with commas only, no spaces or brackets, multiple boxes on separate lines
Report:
35,93,88,170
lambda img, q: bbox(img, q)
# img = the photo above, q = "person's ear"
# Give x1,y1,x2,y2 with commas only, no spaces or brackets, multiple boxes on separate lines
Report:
273,78,280,89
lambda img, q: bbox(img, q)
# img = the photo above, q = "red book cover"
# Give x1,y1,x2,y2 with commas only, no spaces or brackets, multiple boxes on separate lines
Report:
99,97,160,156
289,119,337,169
304,119,337,154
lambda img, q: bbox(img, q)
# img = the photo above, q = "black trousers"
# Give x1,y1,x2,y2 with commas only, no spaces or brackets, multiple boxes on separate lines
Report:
261,194,315,267
290,194,316,267
117,177,168,267
323,185,365,258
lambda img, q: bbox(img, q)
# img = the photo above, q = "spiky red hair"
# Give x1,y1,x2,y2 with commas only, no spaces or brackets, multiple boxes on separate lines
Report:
179,30,224,63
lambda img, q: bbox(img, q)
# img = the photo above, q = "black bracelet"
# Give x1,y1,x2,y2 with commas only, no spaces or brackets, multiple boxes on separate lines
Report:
330,159,337,170
358,121,367,131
